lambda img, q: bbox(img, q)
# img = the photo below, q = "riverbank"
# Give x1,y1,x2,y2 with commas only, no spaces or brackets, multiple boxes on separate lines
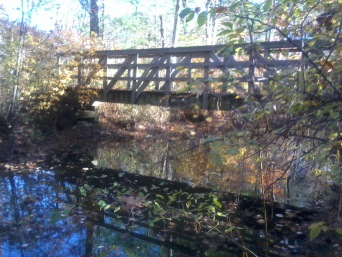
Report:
0,105,228,171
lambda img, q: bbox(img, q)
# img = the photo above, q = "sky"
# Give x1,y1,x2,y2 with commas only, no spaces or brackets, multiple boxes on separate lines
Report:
1,0,80,30
0,0,204,32
0,0,135,31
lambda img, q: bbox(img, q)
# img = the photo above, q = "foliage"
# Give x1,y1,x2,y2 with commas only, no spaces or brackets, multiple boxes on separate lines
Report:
0,14,104,133
1,0,342,250
177,0,342,241
177,0,342,196
308,221,328,240
78,175,240,238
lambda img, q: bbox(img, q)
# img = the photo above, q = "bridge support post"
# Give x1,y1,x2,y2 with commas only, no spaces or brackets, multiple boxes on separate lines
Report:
163,54,172,106
131,54,138,104
248,46,256,94
102,56,108,101
202,53,210,109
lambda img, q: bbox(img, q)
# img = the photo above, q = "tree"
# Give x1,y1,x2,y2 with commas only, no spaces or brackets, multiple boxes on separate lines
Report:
0,0,50,121
172,0,181,47
90,0,100,37
79,0,100,37
179,0,342,207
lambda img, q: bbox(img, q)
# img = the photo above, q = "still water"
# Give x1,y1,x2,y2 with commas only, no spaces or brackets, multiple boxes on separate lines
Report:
0,104,339,256
1,161,335,257
0,168,203,257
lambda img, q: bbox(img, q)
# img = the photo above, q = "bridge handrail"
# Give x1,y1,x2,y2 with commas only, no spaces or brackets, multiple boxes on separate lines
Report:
57,40,316,57
57,39,337,108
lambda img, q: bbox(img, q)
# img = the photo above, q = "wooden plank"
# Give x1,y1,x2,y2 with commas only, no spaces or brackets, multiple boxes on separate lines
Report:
163,54,172,94
168,55,192,80
67,40,320,106
202,53,210,109
102,76,189,82
131,54,138,103
105,59,300,70
134,55,168,101
209,52,245,93
102,56,108,101
93,40,304,57
105,55,135,91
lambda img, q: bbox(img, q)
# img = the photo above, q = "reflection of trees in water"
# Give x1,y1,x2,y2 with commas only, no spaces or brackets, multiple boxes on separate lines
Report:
0,171,176,256
95,138,170,178
94,135,318,205
93,103,335,207
0,172,85,256
91,224,174,257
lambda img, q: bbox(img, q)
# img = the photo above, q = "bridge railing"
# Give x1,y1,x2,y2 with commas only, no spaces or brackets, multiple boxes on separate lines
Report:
57,40,307,108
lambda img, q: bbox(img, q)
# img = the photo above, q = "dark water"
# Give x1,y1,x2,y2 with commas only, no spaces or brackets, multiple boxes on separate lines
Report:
1,166,243,257
0,169,170,257
0,169,184,257
0,161,339,257
0,169,86,257
1,104,340,256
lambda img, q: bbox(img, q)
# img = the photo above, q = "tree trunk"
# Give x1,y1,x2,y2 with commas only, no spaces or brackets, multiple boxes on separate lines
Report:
172,0,181,47
90,0,99,37
159,15,165,48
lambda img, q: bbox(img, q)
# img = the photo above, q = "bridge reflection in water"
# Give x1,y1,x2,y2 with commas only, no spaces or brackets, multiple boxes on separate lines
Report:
58,40,312,110
1,163,338,257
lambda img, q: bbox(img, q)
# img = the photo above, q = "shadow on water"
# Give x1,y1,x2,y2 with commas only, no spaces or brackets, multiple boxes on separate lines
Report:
1,168,210,257
1,159,339,257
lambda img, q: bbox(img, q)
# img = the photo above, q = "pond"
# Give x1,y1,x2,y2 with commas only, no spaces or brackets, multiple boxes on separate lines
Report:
0,168,202,257
0,103,340,256
1,160,338,257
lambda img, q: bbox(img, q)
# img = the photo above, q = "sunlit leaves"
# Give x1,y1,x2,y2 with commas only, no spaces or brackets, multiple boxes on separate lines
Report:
113,206,121,213
263,0,273,12
179,8,192,19
0,17,105,131
98,200,111,211
197,11,208,27
212,197,222,208
222,21,233,30
179,7,196,22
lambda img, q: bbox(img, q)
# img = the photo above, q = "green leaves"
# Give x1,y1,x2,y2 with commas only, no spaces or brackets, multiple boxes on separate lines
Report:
336,228,342,235
179,8,195,22
179,8,192,19
98,199,111,211
79,184,92,196
197,11,208,27
186,11,195,22
50,209,62,224
179,8,207,26
263,0,273,12
222,21,233,29
79,187,87,196
212,197,222,208
308,221,327,240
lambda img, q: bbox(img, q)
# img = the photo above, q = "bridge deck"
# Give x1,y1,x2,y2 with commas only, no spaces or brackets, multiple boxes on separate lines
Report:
58,40,317,109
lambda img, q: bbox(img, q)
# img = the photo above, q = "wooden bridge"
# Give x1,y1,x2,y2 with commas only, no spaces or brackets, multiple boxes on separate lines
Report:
58,40,312,110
